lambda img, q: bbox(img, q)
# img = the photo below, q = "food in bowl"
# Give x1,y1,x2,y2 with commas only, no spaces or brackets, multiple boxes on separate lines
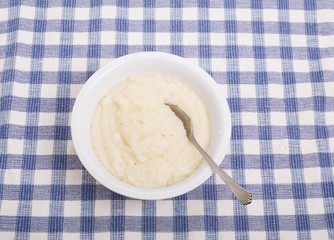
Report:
90,74,211,188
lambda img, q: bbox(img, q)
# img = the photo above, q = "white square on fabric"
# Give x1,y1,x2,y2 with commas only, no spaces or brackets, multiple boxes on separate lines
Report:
7,139,24,155
239,84,256,98
219,231,235,239
325,81,334,98
34,170,52,185
300,139,317,154
0,232,15,239
17,30,34,45
272,139,289,154
187,200,204,216
268,84,284,99
36,140,54,155
245,169,262,185
266,59,282,72
156,200,173,217
264,33,280,47
237,33,253,46
317,9,334,23
243,139,260,155
30,233,49,240
293,60,310,73
94,232,110,240
10,110,27,126
101,31,116,45
296,82,313,98
38,112,56,126
182,7,197,21
20,6,36,19
211,58,226,72
44,32,61,45
95,200,111,216
100,58,113,68
70,84,83,99
65,170,82,185
0,200,19,216
0,8,8,22
101,5,117,19
249,231,266,239
64,201,81,217
63,233,80,240
270,112,287,126
128,7,144,20
15,56,31,72
155,32,170,45
303,167,321,183
307,198,325,214
311,230,330,240
31,200,50,217
4,169,21,185
247,200,264,216
71,58,87,72
40,84,57,98
274,168,292,184
124,232,141,240
211,33,225,45
12,81,29,98
128,32,143,45
67,140,76,155
73,32,89,45
326,111,334,126
235,8,251,21
42,58,59,72
318,35,334,49
262,9,278,22
239,58,254,72
47,7,63,20
290,34,307,47
280,231,298,240
124,200,142,216
242,112,258,126
189,231,206,240
321,57,334,71
183,32,198,46
217,200,233,216
155,8,170,21
277,199,295,215
209,8,224,21
298,111,315,125
74,8,90,20
289,10,305,23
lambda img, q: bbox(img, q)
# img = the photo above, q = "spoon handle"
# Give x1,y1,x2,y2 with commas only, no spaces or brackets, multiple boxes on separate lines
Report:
189,135,252,205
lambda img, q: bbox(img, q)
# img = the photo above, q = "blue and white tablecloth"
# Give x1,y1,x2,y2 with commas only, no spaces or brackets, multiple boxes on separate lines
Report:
0,0,333,239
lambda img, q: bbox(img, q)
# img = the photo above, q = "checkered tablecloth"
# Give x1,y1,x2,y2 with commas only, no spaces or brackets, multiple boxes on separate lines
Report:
1,0,334,239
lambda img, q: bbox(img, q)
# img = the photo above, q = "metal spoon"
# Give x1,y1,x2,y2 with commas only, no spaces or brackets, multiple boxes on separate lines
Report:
166,103,252,205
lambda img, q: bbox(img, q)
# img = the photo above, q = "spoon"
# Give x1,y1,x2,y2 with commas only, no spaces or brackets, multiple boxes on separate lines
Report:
166,103,252,205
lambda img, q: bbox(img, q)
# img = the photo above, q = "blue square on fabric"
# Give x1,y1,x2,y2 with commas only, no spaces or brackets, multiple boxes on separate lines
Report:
91,0,102,7
255,72,267,84
289,154,303,169
59,71,71,84
0,125,9,139
142,216,156,232
296,215,310,231
254,46,266,59
56,98,70,113
313,96,325,111
81,184,96,201
16,216,31,232
204,216,218,231
171,45,183,56
51,185,65,201
22,154,36,170
261,154,274,169
88,44,100,58
257,98,270,113
227,97,241,112
199,20,210,33
307,47,321,60
116,19,129,32
282,72,296,84
234,216,249,231
259,126,272,140
292,183,307,199
231,125,242,140
280,46,293,59
284,98,297,112
326,213,334,228
1,70,15,82
115,45,128,58
80,216,95,232
174,215,188,232
287,125,300,139
54,126,70,140
34,19,47,32
89,19,101,32
310,71,324,83
60,45,73,58
318,153,331,168
198,0,209,8
225,21,237,33
305,23,317,36
30,71,43,84
25,126,38,140
116,0,129,7
144,20,155,32
199,45,211,58
315,125,328,139
252,21,264,34
62,20,75,32
0,154,7,169
322,182,334,198
278,21,290,34
203,183,217,200
171,20,182,33
264,215,279,231
53,155,67,170
48,216,64,232
27,98,40,112
111,216,125,231
19,184,34,200
226,71,240,84
32,45,44,58
263,183,277,199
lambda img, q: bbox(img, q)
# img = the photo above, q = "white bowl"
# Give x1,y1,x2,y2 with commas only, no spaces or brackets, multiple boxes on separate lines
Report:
71,52,231,200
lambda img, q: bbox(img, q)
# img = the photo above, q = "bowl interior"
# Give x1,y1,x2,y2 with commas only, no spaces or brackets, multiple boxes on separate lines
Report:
71,52,231,200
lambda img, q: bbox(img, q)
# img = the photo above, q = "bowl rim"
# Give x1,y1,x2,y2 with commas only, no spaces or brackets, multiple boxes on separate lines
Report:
71,51,231,200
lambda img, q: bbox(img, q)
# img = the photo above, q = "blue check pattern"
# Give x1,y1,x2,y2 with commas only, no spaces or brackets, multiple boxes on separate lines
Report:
1,0,334,239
